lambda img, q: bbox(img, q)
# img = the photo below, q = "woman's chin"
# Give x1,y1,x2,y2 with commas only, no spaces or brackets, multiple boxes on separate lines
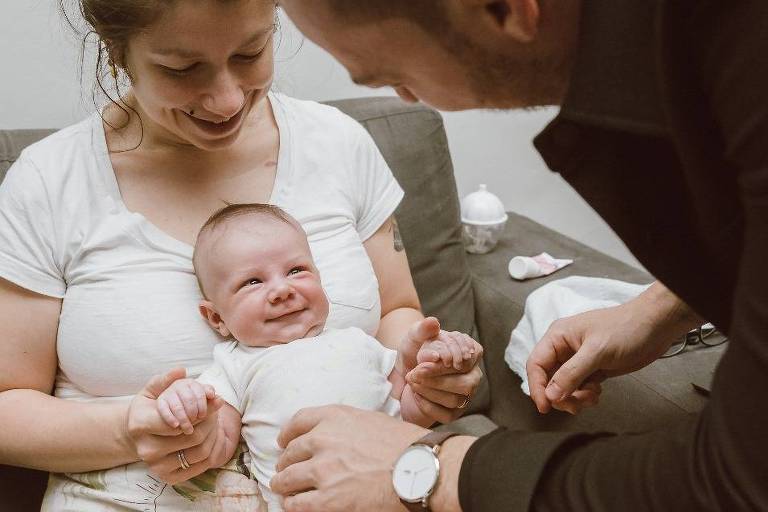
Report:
185,129,245,151
172,91,264,151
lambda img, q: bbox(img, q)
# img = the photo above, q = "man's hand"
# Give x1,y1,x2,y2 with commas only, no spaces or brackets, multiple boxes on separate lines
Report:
271,405,429,512
526,282,702,414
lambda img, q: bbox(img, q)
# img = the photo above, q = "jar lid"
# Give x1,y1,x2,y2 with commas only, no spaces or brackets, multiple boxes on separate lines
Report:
461,184,508,225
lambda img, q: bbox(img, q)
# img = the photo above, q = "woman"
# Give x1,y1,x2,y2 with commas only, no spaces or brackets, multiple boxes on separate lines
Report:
0,1,482,509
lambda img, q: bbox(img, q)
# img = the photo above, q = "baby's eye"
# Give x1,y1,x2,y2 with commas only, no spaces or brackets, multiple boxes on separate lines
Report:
244,278,262,287
288,267,304,276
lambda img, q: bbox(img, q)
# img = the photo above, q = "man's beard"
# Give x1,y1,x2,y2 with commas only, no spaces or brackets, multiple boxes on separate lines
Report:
442,29,571,109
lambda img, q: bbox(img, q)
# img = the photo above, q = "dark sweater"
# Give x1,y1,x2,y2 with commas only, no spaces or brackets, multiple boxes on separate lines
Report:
460,0,768,510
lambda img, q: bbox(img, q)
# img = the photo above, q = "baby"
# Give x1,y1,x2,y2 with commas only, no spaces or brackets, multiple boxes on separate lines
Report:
156,204,478,510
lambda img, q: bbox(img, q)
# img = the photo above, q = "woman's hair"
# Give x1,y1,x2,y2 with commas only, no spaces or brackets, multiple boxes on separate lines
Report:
326,1,449,34
59,1,173,137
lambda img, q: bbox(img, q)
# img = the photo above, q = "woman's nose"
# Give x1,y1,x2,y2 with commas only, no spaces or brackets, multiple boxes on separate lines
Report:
201,71,245,118
267,280,294,304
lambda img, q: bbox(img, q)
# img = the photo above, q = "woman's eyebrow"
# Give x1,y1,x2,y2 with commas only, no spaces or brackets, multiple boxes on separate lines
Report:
152,26,274,58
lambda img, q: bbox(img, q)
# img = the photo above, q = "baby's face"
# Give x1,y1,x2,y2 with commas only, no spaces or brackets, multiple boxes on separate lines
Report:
199,215,329,346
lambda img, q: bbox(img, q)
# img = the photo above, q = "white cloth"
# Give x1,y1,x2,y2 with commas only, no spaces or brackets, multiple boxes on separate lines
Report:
198,327,400,512
505,276,649,395
0,93,403,510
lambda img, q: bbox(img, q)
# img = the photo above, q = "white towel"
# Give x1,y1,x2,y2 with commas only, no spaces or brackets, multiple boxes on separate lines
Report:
504,276,650,395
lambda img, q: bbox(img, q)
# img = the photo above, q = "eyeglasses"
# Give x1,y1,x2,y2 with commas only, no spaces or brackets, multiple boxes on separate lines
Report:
660,323,728,358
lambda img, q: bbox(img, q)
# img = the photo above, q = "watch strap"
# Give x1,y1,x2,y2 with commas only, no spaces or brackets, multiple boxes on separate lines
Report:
399,431,460,512
413,430,460,449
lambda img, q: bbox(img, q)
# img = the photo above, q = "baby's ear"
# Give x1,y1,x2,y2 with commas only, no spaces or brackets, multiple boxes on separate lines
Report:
199,301,231,337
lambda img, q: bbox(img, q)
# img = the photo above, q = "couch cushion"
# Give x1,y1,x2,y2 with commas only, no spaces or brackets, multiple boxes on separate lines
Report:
327,98,476,337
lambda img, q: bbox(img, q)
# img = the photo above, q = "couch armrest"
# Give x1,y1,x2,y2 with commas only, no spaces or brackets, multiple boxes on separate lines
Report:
467,212,720,432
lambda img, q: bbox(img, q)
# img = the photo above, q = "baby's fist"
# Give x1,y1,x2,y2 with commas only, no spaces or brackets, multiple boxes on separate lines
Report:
417,331,481,371
156,378,216,434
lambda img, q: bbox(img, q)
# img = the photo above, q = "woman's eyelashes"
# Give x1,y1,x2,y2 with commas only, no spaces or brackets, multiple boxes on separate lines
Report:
233,51,265,63
157,47,268,77
159,63,199,76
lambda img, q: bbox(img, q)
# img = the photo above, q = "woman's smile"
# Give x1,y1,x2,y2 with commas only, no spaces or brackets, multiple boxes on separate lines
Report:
181,96,251,139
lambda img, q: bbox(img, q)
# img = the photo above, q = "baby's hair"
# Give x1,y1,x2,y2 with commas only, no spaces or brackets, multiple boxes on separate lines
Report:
193,203,296,298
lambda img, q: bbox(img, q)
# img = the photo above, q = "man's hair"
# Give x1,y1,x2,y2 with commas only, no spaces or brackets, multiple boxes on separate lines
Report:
193,203,295,298
326,0,449,33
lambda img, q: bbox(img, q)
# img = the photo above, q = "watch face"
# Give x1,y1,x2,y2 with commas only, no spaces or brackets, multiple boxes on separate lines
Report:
393,445,439,502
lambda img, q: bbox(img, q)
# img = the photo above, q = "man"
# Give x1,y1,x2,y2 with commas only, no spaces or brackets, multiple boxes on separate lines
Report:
270,1,768,510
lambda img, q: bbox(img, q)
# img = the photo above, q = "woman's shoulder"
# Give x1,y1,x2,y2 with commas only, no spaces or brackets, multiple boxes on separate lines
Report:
5,114,105,210
18,114,101,173
271,92,366,136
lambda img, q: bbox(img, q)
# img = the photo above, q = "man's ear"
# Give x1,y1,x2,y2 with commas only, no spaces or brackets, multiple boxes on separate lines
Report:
199,301,231,337
467,0,540,43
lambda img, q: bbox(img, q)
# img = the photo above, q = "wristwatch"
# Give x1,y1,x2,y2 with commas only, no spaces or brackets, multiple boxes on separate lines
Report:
392,431,459,511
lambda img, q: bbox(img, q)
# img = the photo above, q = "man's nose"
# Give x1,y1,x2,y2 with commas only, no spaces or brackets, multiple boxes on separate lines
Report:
394,86,419,104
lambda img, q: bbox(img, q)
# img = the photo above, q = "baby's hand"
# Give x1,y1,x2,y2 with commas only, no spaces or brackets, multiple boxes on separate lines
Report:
417,331,480,372
156,378,217,435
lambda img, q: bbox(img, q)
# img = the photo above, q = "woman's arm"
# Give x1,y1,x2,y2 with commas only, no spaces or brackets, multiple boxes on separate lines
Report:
364,217,483,424
0,278,229,480
363,216,423,350
0,277,136,472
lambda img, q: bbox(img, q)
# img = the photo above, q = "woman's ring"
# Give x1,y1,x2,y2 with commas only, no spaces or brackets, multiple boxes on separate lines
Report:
178,450,191,470
457,394,471,409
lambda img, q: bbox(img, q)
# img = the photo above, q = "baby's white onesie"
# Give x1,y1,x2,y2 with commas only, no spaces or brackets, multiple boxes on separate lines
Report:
198,327,401,511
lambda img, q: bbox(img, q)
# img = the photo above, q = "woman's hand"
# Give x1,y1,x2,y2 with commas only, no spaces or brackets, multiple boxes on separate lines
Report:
126,368,231,484
402,318,484,424
526,282,702,415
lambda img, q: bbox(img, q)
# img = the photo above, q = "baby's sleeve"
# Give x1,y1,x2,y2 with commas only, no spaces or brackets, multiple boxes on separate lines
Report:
363,332,402,418
361,330,398,379
197,343,243,414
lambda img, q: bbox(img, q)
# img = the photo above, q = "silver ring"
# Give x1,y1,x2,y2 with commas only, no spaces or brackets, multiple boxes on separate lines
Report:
457,394,471,410
177,450,191,470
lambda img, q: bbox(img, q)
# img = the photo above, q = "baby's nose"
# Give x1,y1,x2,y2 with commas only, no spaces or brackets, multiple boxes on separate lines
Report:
268,281,294,303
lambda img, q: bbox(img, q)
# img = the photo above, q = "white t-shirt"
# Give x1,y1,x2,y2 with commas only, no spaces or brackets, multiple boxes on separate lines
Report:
0,93,403,510
199,327,400,511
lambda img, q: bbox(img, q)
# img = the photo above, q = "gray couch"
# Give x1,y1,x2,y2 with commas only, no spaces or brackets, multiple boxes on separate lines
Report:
0,97,721,510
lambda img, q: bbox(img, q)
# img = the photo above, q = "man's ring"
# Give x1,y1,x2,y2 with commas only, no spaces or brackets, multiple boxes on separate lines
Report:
178,450,191,470
457,394,471,409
